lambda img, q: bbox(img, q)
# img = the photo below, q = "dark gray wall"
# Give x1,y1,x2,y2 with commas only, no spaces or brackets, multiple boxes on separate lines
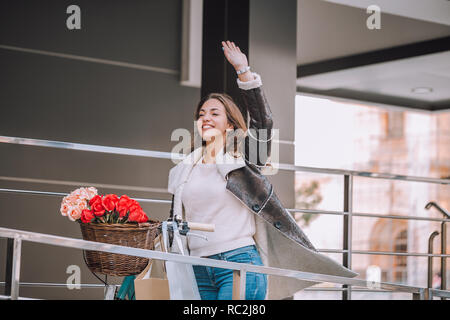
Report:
0,0,200,299
0,0,297,299
250,0,297,207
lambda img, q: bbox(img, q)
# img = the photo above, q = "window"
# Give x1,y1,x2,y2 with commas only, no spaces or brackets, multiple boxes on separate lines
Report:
385,110,404,139
369,219,408,283
393,229,408,282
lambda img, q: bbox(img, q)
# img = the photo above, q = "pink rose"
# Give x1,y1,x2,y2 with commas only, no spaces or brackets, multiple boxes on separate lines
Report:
68,207,82,221
78,188,90,201
60,187,99,222
66,194,79,206
86,187,98,200
77,200,88,211
60,202,70,216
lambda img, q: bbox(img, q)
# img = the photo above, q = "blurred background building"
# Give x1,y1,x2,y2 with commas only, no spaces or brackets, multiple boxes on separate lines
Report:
294,96,449,299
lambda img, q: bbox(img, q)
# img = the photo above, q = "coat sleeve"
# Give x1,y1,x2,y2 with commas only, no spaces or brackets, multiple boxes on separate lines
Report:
236,72,274,167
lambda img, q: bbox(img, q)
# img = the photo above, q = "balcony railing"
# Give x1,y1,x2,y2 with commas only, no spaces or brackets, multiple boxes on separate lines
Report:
1,134,449,300
2,226,449,300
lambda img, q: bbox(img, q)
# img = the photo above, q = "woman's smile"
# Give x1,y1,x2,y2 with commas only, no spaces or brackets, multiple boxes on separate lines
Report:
202,123,215,131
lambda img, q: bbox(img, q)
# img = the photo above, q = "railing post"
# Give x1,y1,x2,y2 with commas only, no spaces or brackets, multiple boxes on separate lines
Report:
342,174,353,300
232,269,247,300
412,288,432,300
441,221,447,300
104,285,116,300
4,238,14,296
412,289,422,300
427,231,439,289
10,237,22,300
425,202,448,300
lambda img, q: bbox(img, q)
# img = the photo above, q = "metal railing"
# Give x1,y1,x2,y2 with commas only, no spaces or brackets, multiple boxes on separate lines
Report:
1,135,450,300
2,226,449,300
425,202,449,299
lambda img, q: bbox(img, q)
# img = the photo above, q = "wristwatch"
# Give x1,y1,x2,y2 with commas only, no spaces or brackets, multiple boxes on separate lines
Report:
236,66,251,75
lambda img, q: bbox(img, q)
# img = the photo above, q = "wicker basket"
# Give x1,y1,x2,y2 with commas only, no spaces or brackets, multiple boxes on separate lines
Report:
79,220,161,276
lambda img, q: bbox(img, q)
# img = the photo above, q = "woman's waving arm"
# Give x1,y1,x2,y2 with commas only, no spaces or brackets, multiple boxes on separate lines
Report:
222,41,274,167
221,40,252,81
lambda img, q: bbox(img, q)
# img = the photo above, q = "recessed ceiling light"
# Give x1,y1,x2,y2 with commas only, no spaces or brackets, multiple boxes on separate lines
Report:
411,87,433,94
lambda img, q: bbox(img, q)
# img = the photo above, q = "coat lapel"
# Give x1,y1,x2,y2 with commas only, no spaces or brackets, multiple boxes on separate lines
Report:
167,146,359,299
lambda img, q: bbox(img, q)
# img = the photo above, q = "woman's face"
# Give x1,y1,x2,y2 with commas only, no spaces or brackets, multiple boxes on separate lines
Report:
197,98,233,142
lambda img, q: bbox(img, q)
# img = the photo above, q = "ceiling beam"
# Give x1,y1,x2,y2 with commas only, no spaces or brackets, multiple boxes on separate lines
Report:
297,36,450,111
297,36,450,78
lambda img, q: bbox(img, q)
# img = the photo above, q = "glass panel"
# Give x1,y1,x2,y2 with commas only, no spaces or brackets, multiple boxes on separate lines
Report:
295,95,450,180
292,197,344,251
351,254,449,288
352,176,450,220
295,171,344,213
352,215,450,288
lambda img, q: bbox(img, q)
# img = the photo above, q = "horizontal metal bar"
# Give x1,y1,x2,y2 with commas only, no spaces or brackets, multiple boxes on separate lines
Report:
1,135,449,185
0,282,396,293
0,135,182,160
318,248,450,258
0,281,409,294
304,287,392,292
0,44,179,75
285,164,450,185
0,282,111,289
0,176,167,194
0,188,68,198
431,289,450,299
2,178,449,216
317,249,348,253
0,227,426,294
0,188,171,204
288,208,450,223
2,187,449,224
351,211,450,223
0,294,41,300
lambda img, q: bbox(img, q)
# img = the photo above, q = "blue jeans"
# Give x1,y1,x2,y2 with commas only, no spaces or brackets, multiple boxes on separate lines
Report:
193,245,267,300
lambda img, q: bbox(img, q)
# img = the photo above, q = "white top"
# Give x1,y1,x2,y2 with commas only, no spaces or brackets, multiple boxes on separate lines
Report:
181,154,256,257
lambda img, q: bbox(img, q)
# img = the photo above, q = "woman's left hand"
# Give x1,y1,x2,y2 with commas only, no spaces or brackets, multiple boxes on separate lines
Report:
222,40,248,71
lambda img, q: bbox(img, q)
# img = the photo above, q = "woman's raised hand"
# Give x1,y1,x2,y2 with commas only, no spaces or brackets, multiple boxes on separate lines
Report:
222,40,248,71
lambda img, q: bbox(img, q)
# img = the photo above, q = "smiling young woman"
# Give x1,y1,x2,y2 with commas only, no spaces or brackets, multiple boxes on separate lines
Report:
181,40,269,300
167,40,359,300
190,92,248,164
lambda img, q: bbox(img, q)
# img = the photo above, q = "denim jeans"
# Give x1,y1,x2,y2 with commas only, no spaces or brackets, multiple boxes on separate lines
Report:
193,245,267,300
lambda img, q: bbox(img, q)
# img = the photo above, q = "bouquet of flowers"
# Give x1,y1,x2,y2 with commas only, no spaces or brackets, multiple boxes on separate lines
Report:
60,187,149,224
60,187,158,276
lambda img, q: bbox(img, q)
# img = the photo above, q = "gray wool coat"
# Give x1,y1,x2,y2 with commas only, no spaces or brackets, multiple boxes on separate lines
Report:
167,73,359,299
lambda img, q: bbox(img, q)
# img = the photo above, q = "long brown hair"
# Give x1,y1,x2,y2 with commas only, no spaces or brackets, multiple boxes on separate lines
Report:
190,93,247,157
